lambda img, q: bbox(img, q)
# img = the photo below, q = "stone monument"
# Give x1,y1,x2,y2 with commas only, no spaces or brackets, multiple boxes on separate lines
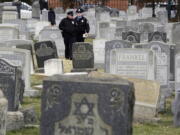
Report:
41,72,135,135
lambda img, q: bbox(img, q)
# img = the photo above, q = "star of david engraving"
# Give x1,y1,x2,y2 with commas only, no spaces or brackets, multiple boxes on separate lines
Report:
74,97,94,120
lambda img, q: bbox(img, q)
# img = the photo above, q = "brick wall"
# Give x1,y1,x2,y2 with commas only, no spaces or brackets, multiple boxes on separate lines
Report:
48,0,129,11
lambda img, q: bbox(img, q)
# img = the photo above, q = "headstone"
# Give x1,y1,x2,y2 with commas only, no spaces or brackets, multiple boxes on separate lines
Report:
114,28,124,40
122,31,140,43
93,39,108,68
0,90,8,135
32,0,40,19
156,11,168,25
0,39,35,74
6,111,24,131
39,26,64,57
172,23,180,44
135,42,171,112
34,41,58,69
55,14,66,27
0,59,23,111
44,59,63,76
148,31,167,43
41,9,48,21
119,11,127,20
105,48,155,80
0,47,30,93
115,20,127,28
72,43,95,72
0,4,3,23
98,12,111,22
134,41,170,89
110,8,119,17
41,72,135,135
127,6,138,20
0,24,19,42
34,21,50,40
26,19,39,36
139,23,154,42
173,91,180,127
84,10,96,37
175,53,180,91
3,19,30,40
2,6,18,23
122,77,160,121
139,8,152,19
98,22,110,39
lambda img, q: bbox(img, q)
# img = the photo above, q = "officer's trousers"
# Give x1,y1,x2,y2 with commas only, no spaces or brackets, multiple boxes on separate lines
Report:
63,37,76,60
76,34,85,42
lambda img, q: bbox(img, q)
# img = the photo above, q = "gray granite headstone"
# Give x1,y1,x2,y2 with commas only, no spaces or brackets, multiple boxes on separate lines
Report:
72,43,95,72
175,53,180,92
172,23,180,44
2,6,18,23
134,41,170,88
134,42,171,112
3,19,30,40
0,90,8,135
0,39,35,74
0,24,19,42
41,72,135,135
122,31,140,43
114,28,124,40
139,23,154,42
105,48,155,80
98,22,110,39
148,31,167,43
39,26,64,57
34,41,58,69
84,10,96,37
0,58,23,111
93,39,107,68
32,0,40,19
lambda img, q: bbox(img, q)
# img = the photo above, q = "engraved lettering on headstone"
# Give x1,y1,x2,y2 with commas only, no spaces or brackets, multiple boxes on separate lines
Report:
54,94,112,135
46,85,61,111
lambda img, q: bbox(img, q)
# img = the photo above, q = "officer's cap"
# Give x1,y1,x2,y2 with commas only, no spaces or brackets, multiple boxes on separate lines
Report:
76,8,84,13
67,11,73,16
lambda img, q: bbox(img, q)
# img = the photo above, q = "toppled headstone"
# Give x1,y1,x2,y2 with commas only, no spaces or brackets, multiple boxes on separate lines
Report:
72,42,96,72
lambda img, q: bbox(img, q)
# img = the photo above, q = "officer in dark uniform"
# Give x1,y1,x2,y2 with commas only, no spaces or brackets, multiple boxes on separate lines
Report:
75,8,90,42
59,11,77,60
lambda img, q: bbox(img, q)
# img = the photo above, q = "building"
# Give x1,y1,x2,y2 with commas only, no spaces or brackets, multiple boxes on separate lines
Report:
48,0,130,10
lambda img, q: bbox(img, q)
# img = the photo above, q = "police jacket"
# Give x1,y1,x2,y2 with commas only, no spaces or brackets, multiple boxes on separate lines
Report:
75,16,90,34
59,18,77,38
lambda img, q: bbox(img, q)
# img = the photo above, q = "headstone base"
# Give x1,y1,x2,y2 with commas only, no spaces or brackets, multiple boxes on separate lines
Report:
20,107,37,125
134,102,159,123
7,111,24,131
71,68,97,73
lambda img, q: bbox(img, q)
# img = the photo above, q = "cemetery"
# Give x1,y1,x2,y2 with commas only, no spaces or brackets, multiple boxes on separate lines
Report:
0,0,180,135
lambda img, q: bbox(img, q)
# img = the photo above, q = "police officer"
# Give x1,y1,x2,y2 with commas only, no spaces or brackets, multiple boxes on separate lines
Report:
75,8,90,42
59,11,77,60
